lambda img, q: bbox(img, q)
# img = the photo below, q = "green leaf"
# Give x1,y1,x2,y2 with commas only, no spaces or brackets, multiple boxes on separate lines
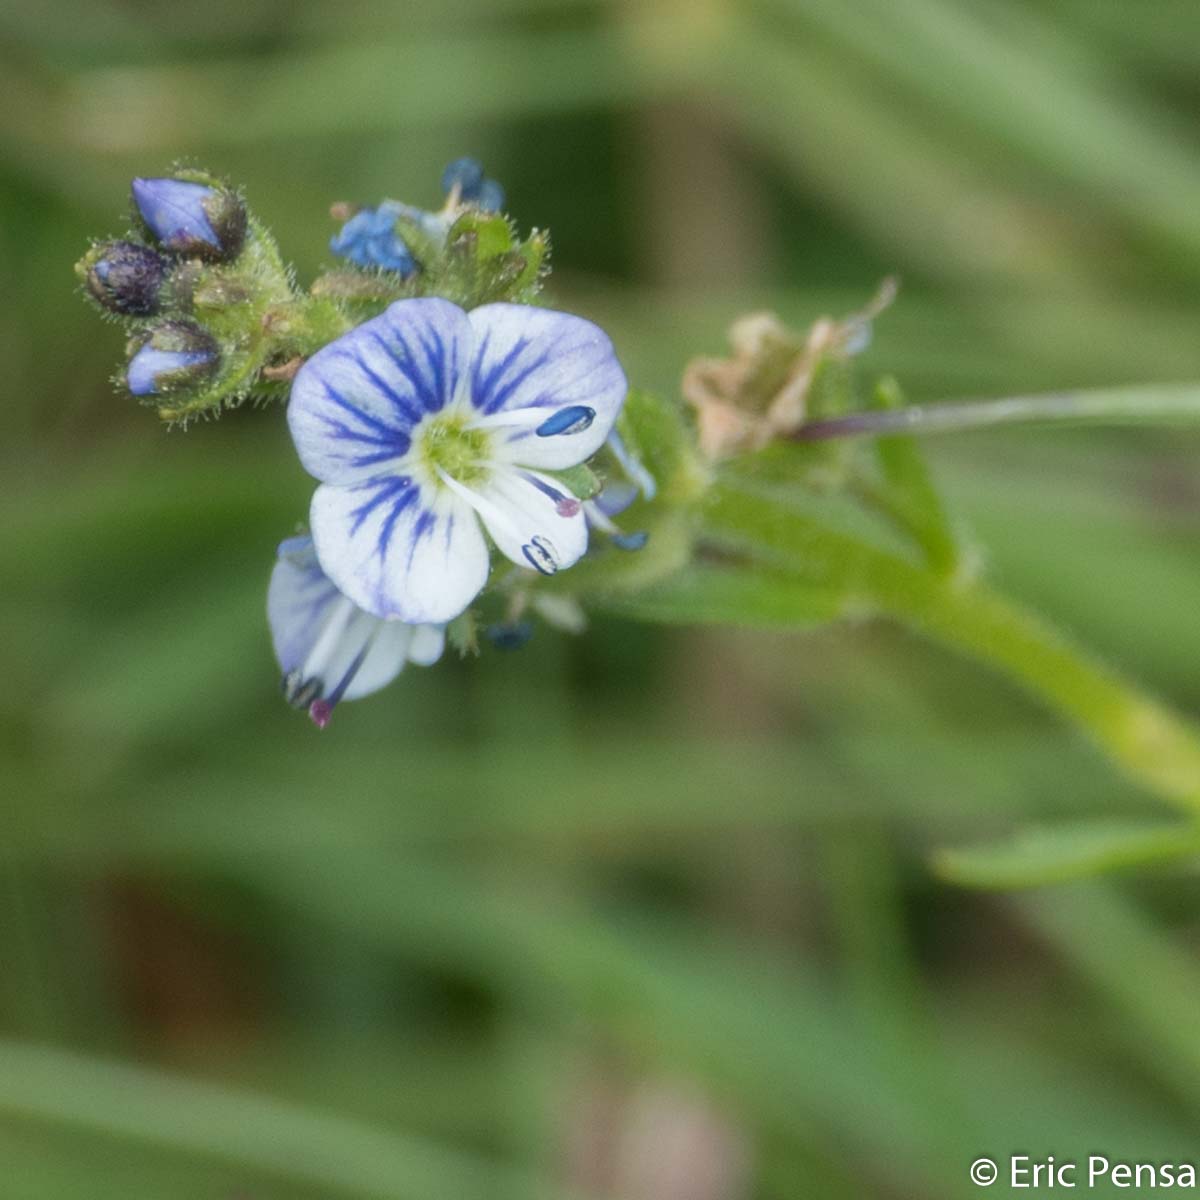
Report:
0,1039,560,1200
933,820,1200,889
590,563,857,627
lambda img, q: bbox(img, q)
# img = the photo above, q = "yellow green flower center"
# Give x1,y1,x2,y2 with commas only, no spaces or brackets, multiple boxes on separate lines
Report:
419,413,492,486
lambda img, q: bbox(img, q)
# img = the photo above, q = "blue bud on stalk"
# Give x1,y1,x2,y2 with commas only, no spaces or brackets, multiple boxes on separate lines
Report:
131,176,247,261
83,240,167,316
474,178,505,213
441,157,485,197
441,157,505,212
126,321,218,396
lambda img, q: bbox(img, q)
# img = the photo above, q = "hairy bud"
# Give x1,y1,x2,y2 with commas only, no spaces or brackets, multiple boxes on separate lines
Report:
81,240,168,316
131,176,247,261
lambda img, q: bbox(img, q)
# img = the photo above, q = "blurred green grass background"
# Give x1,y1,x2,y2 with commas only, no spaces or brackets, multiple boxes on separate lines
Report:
6,1,1200,1196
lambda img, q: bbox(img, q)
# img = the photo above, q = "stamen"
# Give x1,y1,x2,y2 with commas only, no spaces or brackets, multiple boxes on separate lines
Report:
283,670,322,709
435,467,538,549
612,530,649,551
555,497,582,518
535,405,595,437
522,535,559,575
305,625,380,729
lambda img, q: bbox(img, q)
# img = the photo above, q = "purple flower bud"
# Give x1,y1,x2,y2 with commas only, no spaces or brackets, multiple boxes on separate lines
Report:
131,177,247,261
83,240,167,316
126,321,218,396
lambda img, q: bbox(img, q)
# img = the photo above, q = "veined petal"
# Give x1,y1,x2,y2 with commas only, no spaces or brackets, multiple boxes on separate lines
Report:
458,468,588,576
268,538,399,704
309,477,488,623
288,298,472,485
339,621,415,701
466,304,626,469
267,536,344,678
267,535,445,716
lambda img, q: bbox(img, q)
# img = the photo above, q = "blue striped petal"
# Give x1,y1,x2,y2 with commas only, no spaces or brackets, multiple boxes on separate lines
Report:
466,304,627,470
267,536,342,678
309,477,488,624
288,298,472,485
267,534,447,715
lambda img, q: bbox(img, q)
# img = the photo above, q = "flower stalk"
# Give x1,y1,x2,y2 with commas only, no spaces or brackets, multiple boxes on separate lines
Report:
704,478,1200,816
793,383,1200,442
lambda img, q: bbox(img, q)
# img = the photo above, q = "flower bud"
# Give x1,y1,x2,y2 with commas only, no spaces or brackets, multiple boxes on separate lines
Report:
81,240,167,316
441,157,485,197
474,178,505,214
329,203,417,275
131,176,247,261
126,321,218,396
441,157,505,212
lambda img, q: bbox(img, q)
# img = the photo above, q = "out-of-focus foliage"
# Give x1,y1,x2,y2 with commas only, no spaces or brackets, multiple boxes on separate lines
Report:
5,1,1200,1196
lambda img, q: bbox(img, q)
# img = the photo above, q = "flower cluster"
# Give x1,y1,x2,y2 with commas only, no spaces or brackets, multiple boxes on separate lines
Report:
82,175,249,398
76,170,323,424
78,159,666,727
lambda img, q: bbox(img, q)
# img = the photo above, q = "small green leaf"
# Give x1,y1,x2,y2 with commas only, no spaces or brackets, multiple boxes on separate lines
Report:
933,820,1200,890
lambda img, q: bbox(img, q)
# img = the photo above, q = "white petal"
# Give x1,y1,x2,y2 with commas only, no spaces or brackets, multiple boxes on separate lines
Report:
470,469,588,575
340,621,415,701
267,536,343,675
407,624,447,666
310,478,489,624
466,303,627,469
288,298,472,485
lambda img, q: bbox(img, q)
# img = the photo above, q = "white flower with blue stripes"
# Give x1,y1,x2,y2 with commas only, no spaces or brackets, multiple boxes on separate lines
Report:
287,298,627,623
268,535,444,726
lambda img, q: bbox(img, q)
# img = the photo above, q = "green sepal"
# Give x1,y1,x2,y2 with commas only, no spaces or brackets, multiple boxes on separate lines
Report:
434,211,547,307
446,610,479,658
545,463,602,500
446,210,515,260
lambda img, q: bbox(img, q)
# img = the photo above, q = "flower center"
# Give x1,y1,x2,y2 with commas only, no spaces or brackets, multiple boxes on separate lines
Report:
418,413,492,486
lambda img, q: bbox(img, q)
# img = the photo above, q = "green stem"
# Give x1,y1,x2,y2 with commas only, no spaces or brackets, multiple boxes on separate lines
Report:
705,482,1200,813
873,568,1200,814
795,382,1200,441
264,294,355,359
